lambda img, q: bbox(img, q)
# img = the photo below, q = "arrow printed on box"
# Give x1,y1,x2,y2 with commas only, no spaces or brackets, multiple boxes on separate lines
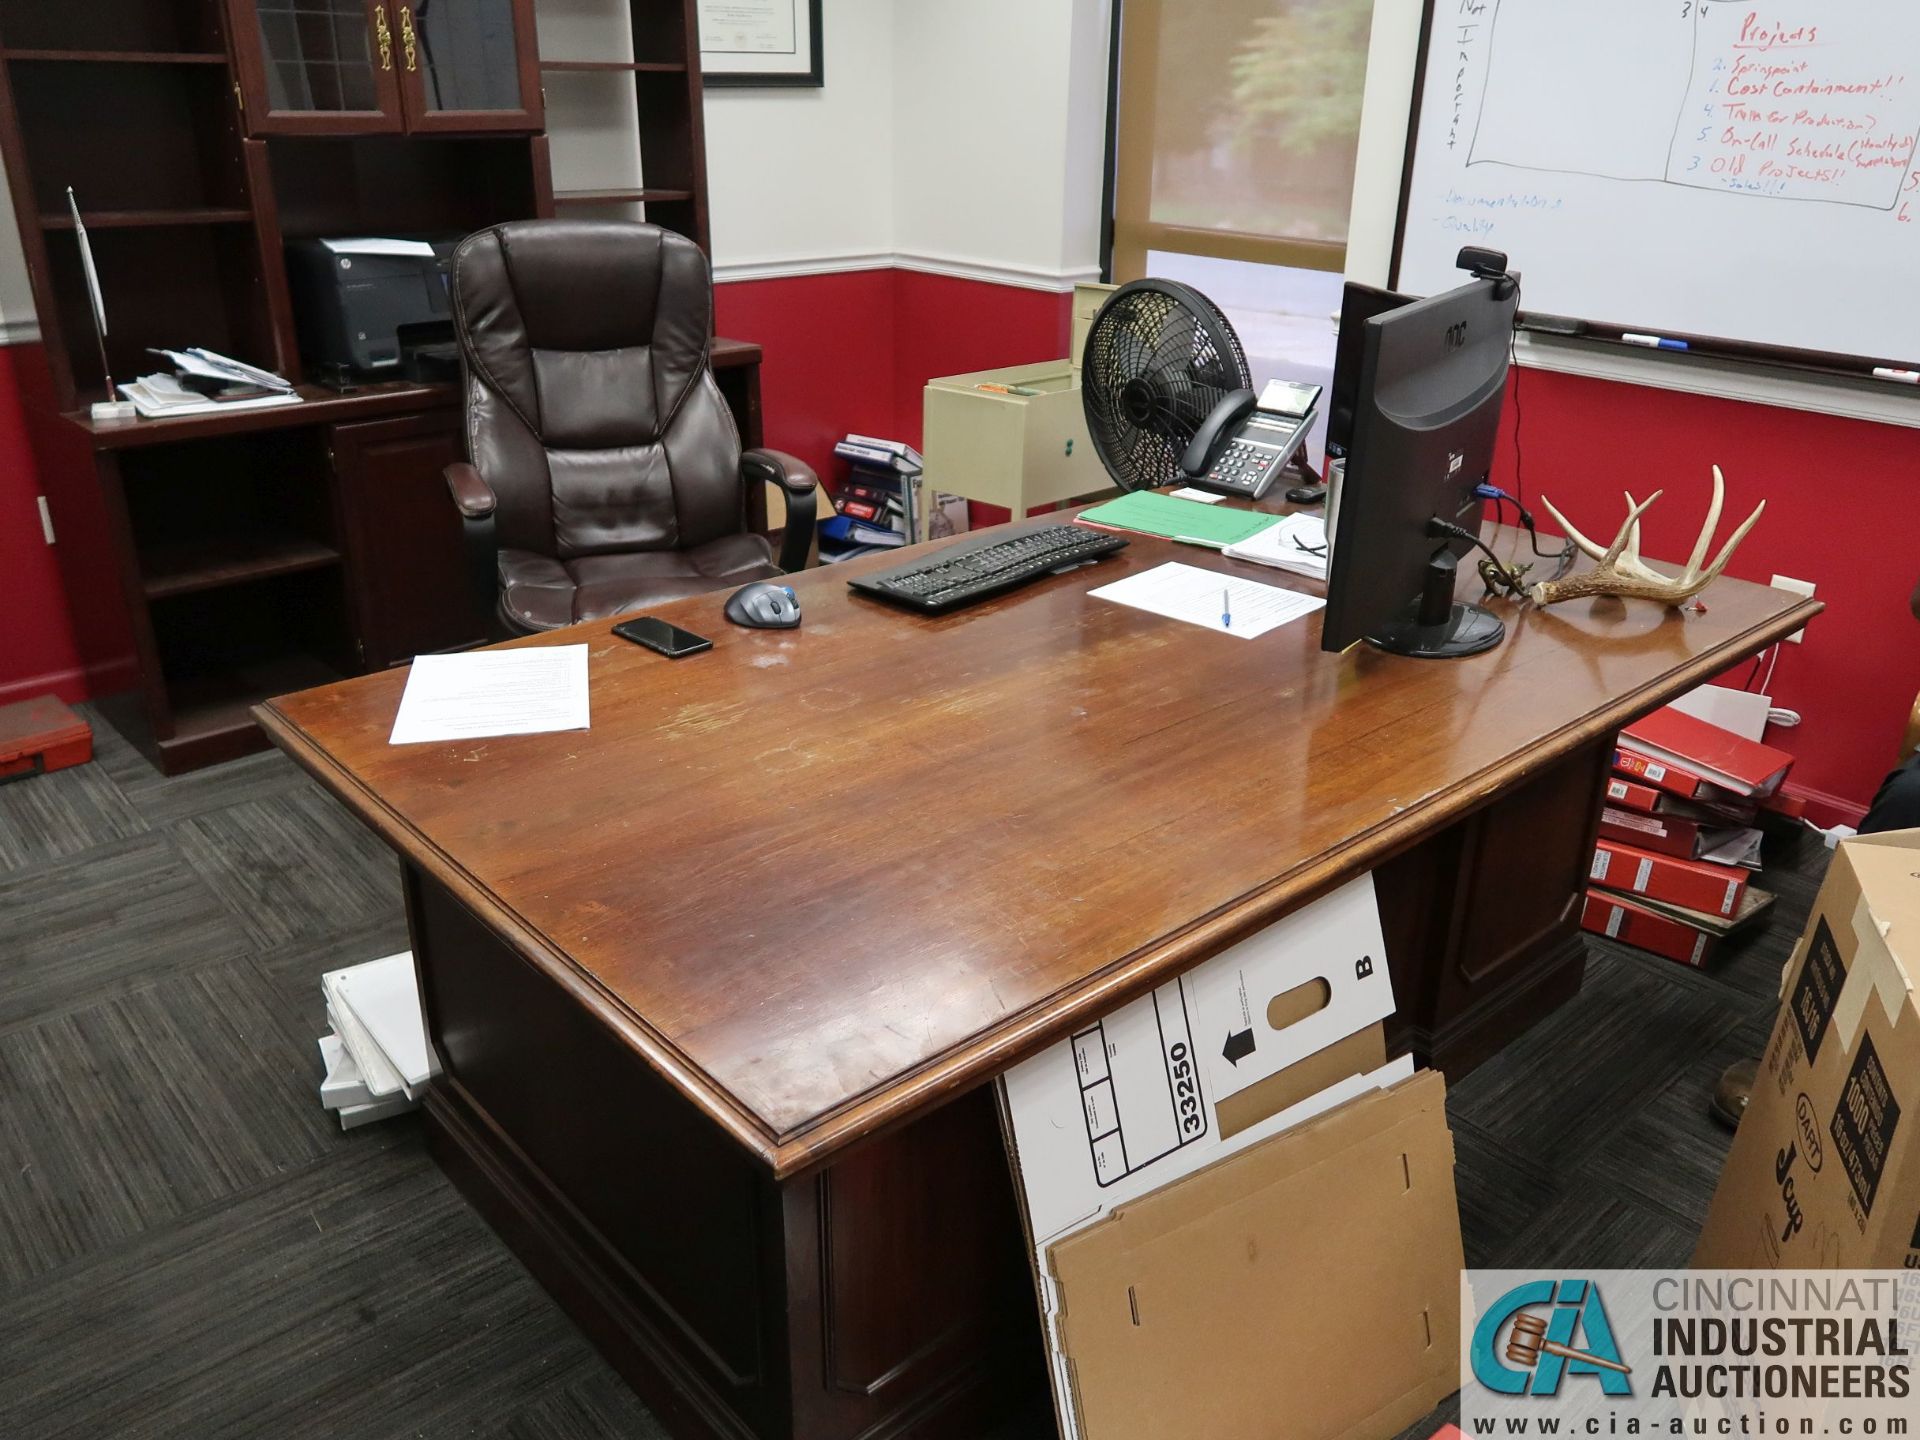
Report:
1223,1028,1255,1066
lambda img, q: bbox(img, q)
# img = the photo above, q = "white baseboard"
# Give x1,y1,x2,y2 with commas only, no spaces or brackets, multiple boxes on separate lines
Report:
713,250,1096,294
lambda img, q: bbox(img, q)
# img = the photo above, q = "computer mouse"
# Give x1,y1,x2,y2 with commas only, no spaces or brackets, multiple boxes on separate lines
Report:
724,581,802,629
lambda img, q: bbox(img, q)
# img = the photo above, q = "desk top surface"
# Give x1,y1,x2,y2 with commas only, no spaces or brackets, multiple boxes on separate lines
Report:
259,502,1816,1176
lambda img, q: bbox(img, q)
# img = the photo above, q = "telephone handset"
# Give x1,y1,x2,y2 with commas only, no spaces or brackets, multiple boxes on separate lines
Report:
1182,379,1322,500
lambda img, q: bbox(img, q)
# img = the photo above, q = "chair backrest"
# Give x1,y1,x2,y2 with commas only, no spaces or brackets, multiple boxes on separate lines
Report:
450,219,745,560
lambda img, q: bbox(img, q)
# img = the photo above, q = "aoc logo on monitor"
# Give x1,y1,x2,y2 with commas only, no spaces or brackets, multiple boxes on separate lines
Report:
1469,1278,1634,1398
1445,320,1469,351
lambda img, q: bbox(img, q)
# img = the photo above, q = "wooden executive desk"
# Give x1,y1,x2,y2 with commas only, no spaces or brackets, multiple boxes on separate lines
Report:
257,506,1818,1440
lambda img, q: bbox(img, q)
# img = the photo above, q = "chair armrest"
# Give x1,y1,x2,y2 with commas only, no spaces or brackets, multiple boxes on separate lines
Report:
445,462,497,518
444,463,501,632
742,449,820,573
741,447,818,497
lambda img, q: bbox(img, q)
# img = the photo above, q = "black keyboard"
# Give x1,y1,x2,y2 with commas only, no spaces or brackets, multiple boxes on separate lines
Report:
847,525,1129,614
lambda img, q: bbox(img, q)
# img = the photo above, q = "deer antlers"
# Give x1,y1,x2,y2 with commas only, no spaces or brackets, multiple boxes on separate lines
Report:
1530,466,1765,607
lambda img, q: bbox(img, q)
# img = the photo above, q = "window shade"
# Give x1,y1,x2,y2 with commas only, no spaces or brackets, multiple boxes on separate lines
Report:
1112,0,1375,280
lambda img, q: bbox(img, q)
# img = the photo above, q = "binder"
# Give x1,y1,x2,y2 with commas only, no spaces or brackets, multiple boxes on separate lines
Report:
1620,706,1794,798
1588,837,1749,917
1581,890,1716,968
1612,748,1732,803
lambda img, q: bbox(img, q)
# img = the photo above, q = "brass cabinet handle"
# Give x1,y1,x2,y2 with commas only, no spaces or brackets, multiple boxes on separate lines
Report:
400,5,417,72
374,4,393,71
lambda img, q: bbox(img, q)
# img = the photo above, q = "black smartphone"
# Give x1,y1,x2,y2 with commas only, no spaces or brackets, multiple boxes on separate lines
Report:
613,616,713,658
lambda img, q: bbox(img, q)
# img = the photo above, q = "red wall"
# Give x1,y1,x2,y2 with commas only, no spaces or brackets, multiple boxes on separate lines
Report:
2,275,1908,820
0,343,85,707
1492,367,1915,823
712,267,1072,487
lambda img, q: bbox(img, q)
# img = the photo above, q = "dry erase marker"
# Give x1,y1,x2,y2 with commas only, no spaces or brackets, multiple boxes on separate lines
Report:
1621,333,1689,351
1872,367,1920,384
1222,587,1232,629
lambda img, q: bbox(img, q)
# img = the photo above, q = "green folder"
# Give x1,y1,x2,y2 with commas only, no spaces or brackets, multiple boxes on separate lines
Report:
1077,491,1282,547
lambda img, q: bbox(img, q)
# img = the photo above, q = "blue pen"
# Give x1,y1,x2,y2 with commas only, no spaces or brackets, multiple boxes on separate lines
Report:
1222,586,1232,629
1621,332,1689,351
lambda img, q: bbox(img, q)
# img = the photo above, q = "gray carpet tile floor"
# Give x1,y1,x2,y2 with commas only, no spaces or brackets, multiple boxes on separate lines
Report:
0,704,1830,1439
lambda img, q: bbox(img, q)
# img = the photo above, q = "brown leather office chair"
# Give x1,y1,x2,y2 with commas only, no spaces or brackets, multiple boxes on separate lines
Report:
442,219,817,634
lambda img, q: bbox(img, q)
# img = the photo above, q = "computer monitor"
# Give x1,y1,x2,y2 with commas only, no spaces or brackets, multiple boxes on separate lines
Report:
1326,282,1412,458
1320,273,1518,660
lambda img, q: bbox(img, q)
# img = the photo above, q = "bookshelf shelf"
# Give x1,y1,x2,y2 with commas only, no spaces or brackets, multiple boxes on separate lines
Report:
540,59,687,73
552,187,694,206
1,48,230,64
141,534,343,600
42,207,254,230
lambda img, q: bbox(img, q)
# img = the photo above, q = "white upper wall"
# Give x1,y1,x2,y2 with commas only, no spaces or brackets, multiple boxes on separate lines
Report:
0,165,35,337
700,0,897,274
884,0,1108,287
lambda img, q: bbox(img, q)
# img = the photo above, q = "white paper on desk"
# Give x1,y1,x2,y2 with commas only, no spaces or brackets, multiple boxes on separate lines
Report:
319,236,437,257
1221,512,1329,580
389,644,590,744
1167,487,1226,504
1088,560,1324,639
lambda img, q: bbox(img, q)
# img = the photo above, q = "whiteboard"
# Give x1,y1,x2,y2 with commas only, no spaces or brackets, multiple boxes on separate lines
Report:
1396,0,1920,366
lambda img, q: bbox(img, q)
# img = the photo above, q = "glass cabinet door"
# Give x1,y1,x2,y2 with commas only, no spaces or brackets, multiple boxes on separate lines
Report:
394,0,543,133
230,0,405,134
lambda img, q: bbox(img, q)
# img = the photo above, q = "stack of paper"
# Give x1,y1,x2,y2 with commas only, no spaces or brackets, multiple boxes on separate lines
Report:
316,952,439,1131
1221,512,1330,581
120,347,301,418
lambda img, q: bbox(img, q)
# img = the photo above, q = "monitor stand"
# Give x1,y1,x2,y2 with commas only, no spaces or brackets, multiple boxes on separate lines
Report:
1367,547,1505,659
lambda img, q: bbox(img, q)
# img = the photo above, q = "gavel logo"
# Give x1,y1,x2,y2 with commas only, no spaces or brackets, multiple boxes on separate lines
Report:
1469,1279,1635,1398
1505,1309,1633,1376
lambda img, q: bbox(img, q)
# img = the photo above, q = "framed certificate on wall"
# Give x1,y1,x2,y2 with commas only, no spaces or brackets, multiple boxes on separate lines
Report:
698,0,823,88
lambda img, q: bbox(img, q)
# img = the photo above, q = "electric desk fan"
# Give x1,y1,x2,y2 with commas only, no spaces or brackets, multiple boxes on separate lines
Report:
1079,279,1256,492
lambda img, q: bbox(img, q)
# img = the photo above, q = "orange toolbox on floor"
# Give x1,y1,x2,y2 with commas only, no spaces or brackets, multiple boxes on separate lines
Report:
0,696,92,782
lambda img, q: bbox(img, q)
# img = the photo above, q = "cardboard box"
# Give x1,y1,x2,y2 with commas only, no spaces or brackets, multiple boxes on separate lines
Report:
1694,830,1920,1270
999,873,1461,1439
1049,1071,1461,1440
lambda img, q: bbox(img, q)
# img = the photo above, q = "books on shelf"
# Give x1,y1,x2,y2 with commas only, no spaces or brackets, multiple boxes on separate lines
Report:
316,951,439,1131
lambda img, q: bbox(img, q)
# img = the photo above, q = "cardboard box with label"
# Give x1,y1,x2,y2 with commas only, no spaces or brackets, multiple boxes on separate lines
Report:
1694,830,1920,1270
997,873,1464,1440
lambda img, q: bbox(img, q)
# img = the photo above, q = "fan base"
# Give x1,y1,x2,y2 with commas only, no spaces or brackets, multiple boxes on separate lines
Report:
1368,602,1505,660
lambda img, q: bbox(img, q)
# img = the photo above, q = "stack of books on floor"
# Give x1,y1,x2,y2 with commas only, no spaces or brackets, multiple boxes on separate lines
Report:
819,434,923,562
1580,702,1798,969
317,951,440,1130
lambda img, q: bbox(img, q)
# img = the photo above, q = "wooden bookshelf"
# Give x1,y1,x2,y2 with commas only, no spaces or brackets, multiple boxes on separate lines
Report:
0,0,740,773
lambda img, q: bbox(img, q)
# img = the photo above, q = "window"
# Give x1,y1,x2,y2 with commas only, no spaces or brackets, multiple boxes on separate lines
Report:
1110,0,1377,278
1107,0,1376,460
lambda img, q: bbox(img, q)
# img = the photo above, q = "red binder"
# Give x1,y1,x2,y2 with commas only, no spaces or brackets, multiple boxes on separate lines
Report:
1589,838,1749,917
1620,706,1794,798
1604,775,1663,813
1598,807,1711,859
1582,889,1716,968
1612,748,1725,802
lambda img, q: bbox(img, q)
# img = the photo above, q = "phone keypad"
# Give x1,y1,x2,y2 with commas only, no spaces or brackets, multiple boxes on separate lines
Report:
1206,438,1283,496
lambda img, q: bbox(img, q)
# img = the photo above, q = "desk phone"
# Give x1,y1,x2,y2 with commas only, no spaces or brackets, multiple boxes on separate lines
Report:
1191,379,1321,501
